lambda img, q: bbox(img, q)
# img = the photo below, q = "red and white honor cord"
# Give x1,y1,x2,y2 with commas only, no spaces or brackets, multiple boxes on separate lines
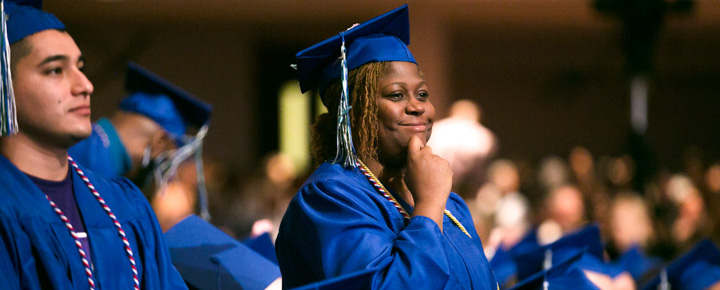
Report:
44,156,140,290
356,160,472,238
44,195,96,289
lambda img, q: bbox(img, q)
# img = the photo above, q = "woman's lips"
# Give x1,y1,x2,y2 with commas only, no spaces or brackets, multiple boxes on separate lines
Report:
399,123,430,132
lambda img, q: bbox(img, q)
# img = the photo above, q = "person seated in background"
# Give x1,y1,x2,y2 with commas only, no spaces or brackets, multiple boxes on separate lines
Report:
478,159,532,255
69,62,213,230
69,61,211,187
275,5,497,289
0,1,185,288
537,184,588,245
427,99,497,197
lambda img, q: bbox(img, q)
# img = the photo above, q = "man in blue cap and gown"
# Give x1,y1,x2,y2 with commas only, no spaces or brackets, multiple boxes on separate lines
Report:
0,1,186,288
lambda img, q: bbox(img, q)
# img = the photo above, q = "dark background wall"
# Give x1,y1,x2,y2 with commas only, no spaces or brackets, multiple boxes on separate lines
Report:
47,0,720,174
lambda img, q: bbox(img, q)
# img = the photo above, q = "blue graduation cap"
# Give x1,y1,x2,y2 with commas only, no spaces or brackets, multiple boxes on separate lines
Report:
290,267,378,290
510,248,599,290
241,232,278,265
164,215,281,290
490,245,518,287
5,0,64,45
572,252,627,278
295,4,415,100
641,239,720,290
511,224,605,281
121,62,212,144
612,246,662,281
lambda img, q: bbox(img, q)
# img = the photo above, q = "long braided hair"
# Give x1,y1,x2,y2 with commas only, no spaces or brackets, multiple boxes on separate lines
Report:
310,61,388,166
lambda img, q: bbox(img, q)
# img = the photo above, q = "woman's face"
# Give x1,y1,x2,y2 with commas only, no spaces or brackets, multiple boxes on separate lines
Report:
375,61,435,167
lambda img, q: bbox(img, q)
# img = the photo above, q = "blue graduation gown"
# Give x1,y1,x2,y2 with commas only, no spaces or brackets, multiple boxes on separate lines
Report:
69,118,132,179
276,163,497,289
0,155,186,289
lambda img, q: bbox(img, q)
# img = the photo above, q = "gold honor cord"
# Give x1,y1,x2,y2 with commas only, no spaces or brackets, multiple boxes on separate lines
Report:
357,160,471,238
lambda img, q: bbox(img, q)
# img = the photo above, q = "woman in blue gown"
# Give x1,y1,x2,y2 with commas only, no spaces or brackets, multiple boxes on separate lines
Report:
275,5,498,289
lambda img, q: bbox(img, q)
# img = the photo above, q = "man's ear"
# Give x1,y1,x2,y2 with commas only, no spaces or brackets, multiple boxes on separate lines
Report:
149,130,177,159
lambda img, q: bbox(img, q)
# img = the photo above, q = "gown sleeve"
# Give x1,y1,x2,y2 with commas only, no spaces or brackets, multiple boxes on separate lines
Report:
277,178,452,289
0,214,21,290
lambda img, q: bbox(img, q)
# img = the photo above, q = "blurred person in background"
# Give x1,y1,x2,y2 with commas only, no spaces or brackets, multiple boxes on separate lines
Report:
536,155,571,195
69,62,213,232
569,146,610,225
427,99,497,198
70,62,211,188
604,154,636,194
537,184,587,244
476,159,532,254
232,152,298,239
607,192,655,255
665,174,710,253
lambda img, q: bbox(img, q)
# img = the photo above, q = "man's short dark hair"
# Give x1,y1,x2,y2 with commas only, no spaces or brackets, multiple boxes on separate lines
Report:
10,38,33,77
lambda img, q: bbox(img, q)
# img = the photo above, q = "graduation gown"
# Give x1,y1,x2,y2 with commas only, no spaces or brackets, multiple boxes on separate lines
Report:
276,162,498,289
0,155,186,289
69,118,132,179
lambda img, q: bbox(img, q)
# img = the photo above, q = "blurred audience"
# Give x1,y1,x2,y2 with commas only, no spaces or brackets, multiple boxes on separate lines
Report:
477,160,532,254
606,192,655,256
538,184,587,244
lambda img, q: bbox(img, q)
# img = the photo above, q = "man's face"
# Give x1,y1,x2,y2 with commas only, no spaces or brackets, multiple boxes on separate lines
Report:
12,30,93,148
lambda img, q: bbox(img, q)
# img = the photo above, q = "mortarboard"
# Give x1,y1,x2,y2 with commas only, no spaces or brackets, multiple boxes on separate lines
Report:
512,224,605,281
612,246,662,281
5,0,64,45
121,61,212,143
640,239,720,290
290,267,378,290
164,215,281,290
294,4,416,167
510,248,599,290
490,245,518,287
241,232,278,265
295,4,415,99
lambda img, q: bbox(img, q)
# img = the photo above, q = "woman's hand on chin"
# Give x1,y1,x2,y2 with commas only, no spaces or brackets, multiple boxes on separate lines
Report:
405,134,452,229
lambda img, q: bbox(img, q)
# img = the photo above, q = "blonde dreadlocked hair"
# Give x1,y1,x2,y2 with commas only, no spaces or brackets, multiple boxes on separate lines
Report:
311,61,389,166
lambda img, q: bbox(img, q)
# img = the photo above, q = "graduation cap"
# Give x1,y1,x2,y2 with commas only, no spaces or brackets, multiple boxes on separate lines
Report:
290,267,378,290
5,0,64,45
510,248,599,290
490,245,518,287
164,215,281,290
121,62,212,143
241,232,278,265
295,4,415,99
612,246,662,281
640,239,720,290
511,224,605,281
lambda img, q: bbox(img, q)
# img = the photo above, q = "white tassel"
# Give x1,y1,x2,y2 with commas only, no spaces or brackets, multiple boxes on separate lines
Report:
331,32,357,168
1,1,18,137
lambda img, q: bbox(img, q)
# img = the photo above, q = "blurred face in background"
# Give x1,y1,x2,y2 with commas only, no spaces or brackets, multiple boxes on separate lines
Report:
608,193,654,252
